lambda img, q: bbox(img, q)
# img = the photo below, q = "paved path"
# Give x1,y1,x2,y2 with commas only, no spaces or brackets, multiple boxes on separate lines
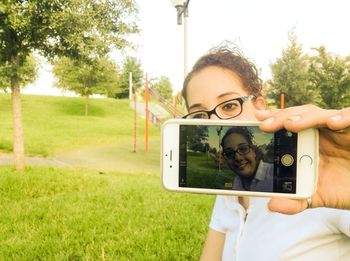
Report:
0,145,160,174
0,152,71,167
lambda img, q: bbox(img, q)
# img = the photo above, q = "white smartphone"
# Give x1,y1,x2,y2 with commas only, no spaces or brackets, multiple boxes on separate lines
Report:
161,119,319,199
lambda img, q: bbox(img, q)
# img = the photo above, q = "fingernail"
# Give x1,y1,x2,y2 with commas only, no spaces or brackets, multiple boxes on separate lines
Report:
263,117,274,125
288,115,301,122
331,114,342,122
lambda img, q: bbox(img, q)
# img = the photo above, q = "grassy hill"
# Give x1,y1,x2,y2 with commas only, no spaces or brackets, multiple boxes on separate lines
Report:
0,94,160,156
0,94,215,259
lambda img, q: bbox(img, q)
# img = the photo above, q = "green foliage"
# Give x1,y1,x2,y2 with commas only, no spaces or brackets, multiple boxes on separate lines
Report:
267,33,350,109
0,94,159,156
115,56,143,98
0,166,214,260
268,33,321,107
309,46,350,109
0,0,139,169
186,126,209,153
52,57,119,97
0,0,139,64
149,76,174,101
0,53,38,90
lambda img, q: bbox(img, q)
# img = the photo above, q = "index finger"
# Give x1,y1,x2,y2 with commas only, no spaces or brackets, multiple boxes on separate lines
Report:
255,105,338,133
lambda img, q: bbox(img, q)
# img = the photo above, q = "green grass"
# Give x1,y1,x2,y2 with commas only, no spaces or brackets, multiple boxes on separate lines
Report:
0,94,159,156
53,139,162,174
0,94,215,259
0,166,215,260
186,152,234,189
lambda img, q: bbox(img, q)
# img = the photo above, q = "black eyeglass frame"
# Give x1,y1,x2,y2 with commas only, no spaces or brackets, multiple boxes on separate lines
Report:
222,144,252,159
182,95,256,119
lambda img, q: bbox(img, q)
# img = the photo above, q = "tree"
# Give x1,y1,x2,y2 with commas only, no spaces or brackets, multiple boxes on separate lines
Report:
114,56,143,98
309,46,350,109
149,76,173,101
0,53,38,91
186,126,209,153
53,57,119,115
268,33,320,107
0,0,138,170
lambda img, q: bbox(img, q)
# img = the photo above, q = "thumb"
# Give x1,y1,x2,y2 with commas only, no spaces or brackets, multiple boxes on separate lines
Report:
268,197,308,215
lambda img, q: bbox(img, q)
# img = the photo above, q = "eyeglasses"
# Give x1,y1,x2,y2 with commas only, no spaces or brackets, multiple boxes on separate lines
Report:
223,144,251,159
183,95,256,119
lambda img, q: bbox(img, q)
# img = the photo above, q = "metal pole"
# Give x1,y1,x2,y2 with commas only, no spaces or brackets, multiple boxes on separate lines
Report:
129,72,133,100
216,127,222,173
133,89,137,153
183,3,189,78
145,74,149,153
173,94,177,118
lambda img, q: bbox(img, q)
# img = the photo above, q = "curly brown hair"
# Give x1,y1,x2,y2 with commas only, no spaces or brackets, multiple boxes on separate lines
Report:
182,43,263,108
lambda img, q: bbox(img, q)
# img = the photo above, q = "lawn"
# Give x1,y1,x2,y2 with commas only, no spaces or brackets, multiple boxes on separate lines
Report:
0,166,215,260
0,94,215,260
0,94,159,156
186,151,234,189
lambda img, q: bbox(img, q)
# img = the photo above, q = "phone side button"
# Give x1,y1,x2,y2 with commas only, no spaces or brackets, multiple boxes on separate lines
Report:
299,155,313,165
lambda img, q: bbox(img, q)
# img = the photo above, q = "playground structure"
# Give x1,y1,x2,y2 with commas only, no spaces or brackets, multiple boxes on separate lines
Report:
148,86,185,122
130,75,186,153
131,86,185,126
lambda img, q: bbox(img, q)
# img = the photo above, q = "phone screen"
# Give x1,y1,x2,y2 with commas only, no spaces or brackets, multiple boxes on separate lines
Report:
179,125,297,194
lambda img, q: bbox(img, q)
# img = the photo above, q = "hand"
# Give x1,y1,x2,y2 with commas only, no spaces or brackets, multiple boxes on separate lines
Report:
255,105,350,214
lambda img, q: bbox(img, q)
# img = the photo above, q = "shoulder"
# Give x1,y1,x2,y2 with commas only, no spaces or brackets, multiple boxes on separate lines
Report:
260,161,273,170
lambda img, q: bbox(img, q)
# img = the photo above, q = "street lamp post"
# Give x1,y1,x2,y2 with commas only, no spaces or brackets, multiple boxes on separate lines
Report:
170,0,190,118
170,0,190,77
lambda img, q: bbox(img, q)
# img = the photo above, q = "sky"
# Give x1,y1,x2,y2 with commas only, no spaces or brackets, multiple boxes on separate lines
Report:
23,0,350,95
208,126,272,149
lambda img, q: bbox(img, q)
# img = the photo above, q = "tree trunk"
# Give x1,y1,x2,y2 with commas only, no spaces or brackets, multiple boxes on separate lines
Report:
85,94,89,116
11,76,25,170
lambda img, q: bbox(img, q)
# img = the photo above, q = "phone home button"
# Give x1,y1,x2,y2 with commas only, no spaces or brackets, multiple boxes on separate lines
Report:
281,154,294,167
300,155,313,165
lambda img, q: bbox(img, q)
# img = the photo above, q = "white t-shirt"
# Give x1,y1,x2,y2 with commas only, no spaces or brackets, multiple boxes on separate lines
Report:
209,196,350,261
232,161,273,192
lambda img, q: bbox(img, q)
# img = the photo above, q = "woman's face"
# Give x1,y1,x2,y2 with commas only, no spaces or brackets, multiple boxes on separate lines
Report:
185,66,265,120
222,133,258,178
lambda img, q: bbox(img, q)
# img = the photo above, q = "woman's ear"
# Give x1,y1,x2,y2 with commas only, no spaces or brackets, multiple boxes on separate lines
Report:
254,96,266,110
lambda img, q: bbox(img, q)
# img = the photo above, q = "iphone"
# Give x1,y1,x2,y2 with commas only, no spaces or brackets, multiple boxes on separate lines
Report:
161,119,319,198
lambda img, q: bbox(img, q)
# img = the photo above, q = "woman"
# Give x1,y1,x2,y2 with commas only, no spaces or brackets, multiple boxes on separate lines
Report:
181,45,350,260
221,126,273,192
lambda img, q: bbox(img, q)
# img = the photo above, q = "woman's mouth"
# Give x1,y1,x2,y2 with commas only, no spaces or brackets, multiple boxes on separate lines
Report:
236,160,248,170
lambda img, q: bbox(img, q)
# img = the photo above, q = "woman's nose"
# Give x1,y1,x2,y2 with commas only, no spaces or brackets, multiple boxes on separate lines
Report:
210,114,219,120
234,153,244,161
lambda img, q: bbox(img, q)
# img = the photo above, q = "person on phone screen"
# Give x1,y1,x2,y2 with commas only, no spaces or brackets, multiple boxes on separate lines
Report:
221,126,273,192
181,42,350,260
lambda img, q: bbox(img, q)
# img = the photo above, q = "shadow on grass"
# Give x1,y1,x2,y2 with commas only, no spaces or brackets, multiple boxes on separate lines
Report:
54,99,106,117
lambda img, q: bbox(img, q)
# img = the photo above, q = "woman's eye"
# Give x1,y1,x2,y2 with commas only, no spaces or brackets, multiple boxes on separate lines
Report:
222,102,238,111
192,112,207,119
